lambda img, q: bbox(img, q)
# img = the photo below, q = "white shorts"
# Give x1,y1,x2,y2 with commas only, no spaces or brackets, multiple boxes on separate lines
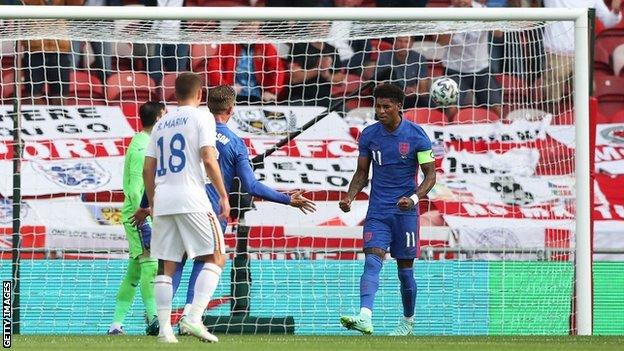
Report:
151,211,225,262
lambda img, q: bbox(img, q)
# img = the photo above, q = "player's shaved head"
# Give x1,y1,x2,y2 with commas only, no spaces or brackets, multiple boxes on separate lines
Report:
373,83,405,105
175,72,203,101
207,85,236,115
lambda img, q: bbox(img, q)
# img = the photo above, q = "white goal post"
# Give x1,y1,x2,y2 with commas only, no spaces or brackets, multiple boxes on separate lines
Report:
0,5,592,335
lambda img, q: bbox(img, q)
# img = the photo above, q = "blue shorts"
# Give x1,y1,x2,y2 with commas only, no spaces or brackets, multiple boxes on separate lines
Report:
363,213,419,259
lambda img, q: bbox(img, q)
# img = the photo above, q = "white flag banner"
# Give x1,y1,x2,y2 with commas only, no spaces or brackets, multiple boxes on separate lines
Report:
444,215,572,260
431,175,575,207
246,201,369,228
546,124,575,148
254,157,356,192
0,105,134,197
45,225,127,251
0,105,135,141
595,220,624,261
423,116,551,143
0,157,124,196
441,148,540,177
0,137,128,161
232,109,359,191
221,106,350,141
24,197,127,252
245,137,358,159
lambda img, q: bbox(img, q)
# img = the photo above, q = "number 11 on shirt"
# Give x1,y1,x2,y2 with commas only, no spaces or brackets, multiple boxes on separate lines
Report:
405,231,416,247
371,150,382,165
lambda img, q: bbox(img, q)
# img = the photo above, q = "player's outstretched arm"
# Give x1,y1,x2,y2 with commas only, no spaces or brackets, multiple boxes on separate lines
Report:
236,155,316,214
142,157,157,210
202,145,231,219
288,190,316,214
339,156,371,213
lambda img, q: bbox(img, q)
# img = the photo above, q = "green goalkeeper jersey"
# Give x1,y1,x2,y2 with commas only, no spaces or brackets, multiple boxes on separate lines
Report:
121,131,150,221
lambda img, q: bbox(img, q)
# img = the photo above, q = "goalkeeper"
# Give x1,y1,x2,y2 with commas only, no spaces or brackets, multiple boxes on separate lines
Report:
108,101,165,336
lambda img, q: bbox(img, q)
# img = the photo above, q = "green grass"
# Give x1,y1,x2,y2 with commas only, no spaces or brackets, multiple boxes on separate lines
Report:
8,335,624,351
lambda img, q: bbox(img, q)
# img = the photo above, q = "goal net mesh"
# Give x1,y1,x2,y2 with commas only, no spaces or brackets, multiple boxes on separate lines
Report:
0,16,584,335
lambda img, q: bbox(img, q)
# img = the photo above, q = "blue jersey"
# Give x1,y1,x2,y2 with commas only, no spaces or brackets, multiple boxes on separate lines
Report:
204,122,290,213
141,122,290,227
358,119,433,215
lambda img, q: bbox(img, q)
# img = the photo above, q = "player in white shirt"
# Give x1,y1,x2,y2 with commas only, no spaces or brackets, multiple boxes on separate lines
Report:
143,72,230,343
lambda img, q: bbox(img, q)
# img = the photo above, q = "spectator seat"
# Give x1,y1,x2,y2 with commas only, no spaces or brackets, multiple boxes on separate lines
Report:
404,107,446,125
454,107,498,124
595,76,624,117
106,71,156,103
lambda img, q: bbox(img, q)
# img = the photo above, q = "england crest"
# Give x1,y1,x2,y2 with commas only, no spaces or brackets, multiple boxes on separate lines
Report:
32,160,111,191
0,199,29,225
399,142,410,159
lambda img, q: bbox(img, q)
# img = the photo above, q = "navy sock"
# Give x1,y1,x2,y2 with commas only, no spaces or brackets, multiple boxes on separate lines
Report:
185,260,204,305
360,254,383,312
398,267,417,318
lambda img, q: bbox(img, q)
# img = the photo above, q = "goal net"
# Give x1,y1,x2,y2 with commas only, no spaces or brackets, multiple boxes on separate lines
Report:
0,7,601,336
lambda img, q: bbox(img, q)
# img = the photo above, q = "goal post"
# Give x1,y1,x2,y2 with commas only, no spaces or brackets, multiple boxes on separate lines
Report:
0,6,594,336
572,10,592,337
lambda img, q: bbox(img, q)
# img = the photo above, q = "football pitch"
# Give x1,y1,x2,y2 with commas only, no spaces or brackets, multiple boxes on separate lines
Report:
8,335,624,351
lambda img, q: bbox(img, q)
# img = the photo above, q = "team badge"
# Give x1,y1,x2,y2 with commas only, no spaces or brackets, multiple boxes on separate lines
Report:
32,160,111,191
399,142,410,159
364,231,373,242
232,109,297,136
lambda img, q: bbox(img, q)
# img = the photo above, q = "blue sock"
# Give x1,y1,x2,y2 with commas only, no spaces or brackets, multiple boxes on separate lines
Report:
185,260,204,305
360,254,383,312
172,259,186,296
398,267,417,318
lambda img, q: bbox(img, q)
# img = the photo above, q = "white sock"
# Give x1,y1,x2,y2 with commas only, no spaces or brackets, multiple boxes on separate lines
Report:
182,303,192,317
404,316,414,323
360,307,372,318
187,263,222,324
154,275,174,336
109,322,122,332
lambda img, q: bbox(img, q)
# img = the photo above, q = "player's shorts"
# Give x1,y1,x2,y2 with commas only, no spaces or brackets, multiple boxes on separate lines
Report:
151,211,225,262
123,221,144,259
362,212,419,259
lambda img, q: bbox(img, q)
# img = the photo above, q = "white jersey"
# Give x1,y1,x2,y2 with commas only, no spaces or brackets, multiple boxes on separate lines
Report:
146,105,216,216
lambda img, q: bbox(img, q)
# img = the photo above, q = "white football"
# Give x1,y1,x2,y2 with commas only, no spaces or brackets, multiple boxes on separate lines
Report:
430,77,459,106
